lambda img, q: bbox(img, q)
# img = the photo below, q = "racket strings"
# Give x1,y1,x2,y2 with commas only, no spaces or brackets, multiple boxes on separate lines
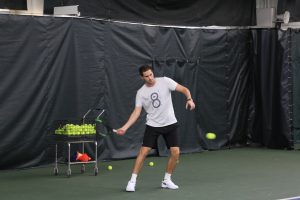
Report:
95,117,114,137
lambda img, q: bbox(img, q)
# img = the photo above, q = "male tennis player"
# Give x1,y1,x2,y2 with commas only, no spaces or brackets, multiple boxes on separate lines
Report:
116,65,195,192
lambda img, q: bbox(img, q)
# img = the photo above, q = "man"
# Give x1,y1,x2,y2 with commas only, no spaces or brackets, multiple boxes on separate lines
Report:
116,65,195,192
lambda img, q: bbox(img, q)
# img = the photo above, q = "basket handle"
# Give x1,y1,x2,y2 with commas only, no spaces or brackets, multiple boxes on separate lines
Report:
82,109,105,124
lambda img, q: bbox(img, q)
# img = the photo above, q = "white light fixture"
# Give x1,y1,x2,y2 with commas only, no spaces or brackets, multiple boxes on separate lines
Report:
27,0,44,15
54,5,80,16
276,11,290,24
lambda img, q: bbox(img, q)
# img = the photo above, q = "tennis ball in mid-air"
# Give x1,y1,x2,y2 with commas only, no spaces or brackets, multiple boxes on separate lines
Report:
206,132,216,140
149,162,154,167
107,165,113,170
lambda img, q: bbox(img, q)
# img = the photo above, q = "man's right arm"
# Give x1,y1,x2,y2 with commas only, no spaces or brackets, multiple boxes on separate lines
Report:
116,106,142,135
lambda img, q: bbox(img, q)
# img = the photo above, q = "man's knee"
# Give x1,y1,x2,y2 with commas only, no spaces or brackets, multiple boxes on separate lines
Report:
170,147,180,158
138,147,151,157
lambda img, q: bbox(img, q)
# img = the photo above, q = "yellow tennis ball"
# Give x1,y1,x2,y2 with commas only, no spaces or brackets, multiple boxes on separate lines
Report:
206,132,216,140
107,165,113,170
149,162,154,166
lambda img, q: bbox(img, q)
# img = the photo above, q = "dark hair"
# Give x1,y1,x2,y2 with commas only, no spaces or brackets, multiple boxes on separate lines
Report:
139,65,153,76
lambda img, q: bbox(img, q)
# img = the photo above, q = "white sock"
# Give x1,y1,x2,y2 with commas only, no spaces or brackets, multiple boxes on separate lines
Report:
130,173,137,182
164,173,171,180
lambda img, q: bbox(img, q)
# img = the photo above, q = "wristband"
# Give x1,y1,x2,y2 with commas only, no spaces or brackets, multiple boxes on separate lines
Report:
187,98,192,101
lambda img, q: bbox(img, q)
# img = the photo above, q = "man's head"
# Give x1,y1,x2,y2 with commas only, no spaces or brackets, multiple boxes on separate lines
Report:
139,65,153,76
139,65,155,86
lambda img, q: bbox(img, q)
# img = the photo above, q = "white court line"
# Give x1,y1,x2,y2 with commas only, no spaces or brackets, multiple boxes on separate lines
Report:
277,196,300,200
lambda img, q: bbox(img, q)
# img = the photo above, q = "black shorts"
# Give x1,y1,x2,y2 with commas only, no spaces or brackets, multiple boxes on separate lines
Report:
142,123,179,149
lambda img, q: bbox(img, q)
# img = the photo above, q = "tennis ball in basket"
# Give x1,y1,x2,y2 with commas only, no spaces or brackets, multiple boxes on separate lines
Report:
206,132,216,140
107,165,113,170
149,162,154,167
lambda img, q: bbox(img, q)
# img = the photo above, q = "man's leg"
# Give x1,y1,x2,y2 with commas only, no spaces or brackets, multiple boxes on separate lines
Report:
162,147,180,189
166,147,180,174
126,146,152,192
133,146,152,174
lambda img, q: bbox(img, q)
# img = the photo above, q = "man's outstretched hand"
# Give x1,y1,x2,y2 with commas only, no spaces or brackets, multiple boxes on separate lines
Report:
115,128,126,135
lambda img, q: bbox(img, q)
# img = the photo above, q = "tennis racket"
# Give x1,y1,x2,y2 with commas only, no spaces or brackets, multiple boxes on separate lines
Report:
94,111,118,137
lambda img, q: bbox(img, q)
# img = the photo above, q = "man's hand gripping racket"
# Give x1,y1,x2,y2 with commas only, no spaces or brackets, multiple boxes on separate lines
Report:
114,128,126,135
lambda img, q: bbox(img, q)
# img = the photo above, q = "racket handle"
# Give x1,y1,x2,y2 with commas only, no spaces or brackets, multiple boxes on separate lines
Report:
112,129,117,133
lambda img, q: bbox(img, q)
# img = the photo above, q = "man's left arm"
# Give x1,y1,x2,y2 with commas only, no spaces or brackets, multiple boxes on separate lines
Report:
175,84,196,110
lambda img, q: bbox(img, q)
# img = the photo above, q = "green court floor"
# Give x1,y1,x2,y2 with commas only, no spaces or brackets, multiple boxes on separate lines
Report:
1,148,300,200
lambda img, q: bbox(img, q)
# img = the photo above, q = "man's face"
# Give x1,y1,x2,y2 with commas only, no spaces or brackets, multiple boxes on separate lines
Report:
141,69,155,86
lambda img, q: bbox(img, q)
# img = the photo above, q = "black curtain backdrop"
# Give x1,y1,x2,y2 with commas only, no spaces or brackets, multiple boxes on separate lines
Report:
0,15,105,168
0,15,256,169
291,30,300,146
44,0,256,26
250,29,292,149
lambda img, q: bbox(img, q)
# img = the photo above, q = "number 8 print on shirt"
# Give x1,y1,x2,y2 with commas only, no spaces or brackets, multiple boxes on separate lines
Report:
151,92,161,108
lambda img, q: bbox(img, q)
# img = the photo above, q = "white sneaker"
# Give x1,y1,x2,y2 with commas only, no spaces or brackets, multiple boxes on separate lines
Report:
161,179,179,189
126,180,136,192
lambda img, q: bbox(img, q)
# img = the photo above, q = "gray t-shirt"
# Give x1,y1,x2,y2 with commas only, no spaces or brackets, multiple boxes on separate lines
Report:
136,77,178,127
